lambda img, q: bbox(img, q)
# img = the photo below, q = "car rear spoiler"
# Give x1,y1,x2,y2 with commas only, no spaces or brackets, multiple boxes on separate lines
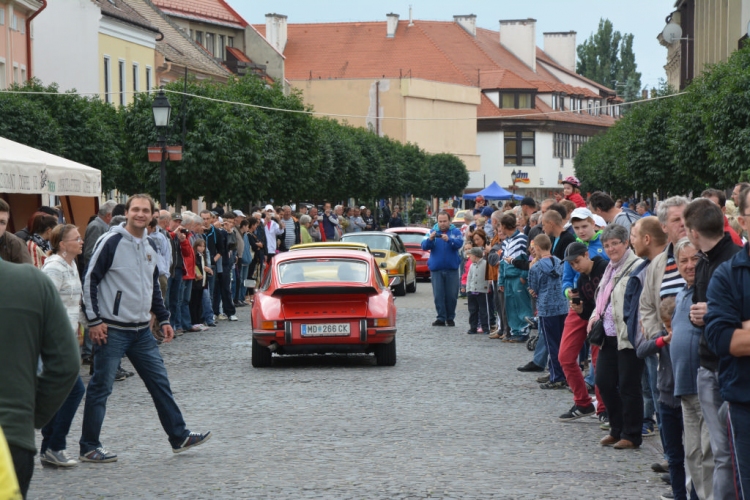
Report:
272,285,379,296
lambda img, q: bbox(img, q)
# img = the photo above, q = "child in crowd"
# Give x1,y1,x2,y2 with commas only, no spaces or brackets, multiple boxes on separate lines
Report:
465,247,490,335
528,234,570,389
460,242,472,298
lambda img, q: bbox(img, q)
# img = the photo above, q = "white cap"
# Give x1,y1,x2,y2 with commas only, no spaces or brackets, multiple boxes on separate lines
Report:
570,207,594,221
360,205,366,210
218,216,223,223
233,209,246,217
264,204,274,212
592,214,607,228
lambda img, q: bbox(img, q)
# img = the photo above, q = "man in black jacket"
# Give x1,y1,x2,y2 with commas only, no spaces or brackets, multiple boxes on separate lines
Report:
542,210,576,261
684,198,741,498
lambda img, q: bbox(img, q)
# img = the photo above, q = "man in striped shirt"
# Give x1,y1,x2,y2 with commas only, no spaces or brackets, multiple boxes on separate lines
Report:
498,213,533,342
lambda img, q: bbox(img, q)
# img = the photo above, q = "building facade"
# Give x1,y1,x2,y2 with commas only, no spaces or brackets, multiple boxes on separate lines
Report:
253,14,620,197
0,0,43,89
659,0,750,90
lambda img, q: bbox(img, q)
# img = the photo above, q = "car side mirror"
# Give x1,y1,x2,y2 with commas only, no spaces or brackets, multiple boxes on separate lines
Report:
388,276,402,287
380,262,387,268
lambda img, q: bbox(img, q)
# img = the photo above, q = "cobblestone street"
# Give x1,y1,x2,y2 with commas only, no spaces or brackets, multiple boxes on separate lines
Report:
29,282,667,499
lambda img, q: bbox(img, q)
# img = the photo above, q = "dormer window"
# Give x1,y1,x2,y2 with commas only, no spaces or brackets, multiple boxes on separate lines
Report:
499,92,534,109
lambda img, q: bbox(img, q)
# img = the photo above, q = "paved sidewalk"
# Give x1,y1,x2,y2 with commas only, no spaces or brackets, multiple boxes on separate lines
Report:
28,284,666,499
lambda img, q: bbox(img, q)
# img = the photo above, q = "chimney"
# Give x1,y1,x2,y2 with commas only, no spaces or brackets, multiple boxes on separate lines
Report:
386,13,399,38
543,31,576,72
454,14,477,37
499,18,537,72
265,13,288,53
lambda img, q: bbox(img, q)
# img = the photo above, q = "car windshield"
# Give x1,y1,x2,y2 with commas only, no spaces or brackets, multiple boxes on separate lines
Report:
397,233,426,245
342,234,391,251
278,259,369,284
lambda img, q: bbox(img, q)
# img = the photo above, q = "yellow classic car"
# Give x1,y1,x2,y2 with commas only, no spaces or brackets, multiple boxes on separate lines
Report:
340,232,417,296
289,242,390,284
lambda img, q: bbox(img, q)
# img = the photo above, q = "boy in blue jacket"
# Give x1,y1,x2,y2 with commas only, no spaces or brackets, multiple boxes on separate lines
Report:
528,234,569,389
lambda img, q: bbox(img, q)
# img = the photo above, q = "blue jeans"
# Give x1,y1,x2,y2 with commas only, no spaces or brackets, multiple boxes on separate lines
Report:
643,354,660,425
202,289,214,325
41,376,85,453
431,269,459,322
179,279,192,330
80,326,189,453
727,402,750,499
539,314,566,382
235,264,249,302
168,267,183,329
533,324,548,369
660,403,687,500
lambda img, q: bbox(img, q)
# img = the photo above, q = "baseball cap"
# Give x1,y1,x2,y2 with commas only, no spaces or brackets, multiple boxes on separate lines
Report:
570,207,594,221
171,212,183,221
264,204,275,212
563,242,588,262
480,207,494,218
592,214,607,228
233,209,246,217
468,247,484,258
360,205,366,210
521,196,536,208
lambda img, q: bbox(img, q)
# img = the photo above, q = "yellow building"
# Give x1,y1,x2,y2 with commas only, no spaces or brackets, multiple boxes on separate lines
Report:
659,0,750,89
97,0,160,106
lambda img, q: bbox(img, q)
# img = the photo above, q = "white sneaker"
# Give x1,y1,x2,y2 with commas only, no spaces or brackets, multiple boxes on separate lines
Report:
41,449,78,467
229,315,238,321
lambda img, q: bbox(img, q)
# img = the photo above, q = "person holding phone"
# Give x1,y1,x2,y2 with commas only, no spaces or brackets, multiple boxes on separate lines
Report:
558,242,608,421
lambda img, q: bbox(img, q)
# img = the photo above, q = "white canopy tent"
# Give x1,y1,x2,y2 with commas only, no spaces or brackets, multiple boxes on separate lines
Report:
0,136,102,233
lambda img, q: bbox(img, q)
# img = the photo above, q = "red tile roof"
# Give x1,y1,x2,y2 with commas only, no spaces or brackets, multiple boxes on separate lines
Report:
226,46,250,63
151,0,247,28
253,19,618,126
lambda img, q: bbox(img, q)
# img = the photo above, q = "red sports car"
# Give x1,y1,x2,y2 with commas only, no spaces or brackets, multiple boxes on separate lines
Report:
250,249,398,367
385,227,431,280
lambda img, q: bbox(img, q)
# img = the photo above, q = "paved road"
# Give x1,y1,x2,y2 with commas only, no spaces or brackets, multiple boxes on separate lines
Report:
29,281,667,499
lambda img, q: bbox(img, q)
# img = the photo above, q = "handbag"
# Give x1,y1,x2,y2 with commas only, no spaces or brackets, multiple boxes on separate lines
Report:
586,258,639,348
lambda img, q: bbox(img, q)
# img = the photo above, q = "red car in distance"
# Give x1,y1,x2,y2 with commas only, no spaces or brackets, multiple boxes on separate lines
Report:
250,249,398,367
385,227,431,280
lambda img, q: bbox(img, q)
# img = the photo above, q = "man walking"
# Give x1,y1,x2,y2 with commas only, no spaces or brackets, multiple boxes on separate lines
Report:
81,194,210,463
0,257,80,497
422,211,463,327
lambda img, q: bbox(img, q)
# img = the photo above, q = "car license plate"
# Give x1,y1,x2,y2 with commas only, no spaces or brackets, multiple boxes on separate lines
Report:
301,323,351,337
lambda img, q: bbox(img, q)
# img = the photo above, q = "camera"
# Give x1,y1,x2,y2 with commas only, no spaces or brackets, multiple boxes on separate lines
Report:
572,298,581,305
180,228,190,235
261,213,266,219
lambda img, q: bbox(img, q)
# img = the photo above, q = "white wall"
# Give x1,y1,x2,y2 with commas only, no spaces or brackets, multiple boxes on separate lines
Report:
33,0,100,94
475,129,577,196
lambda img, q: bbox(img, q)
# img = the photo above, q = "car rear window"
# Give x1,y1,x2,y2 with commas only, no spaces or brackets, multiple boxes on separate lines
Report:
342,234,391,251
278,259,369,284
397,233,426,245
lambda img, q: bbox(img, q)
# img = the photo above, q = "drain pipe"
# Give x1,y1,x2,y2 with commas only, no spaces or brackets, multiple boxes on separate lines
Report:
25,0,47,80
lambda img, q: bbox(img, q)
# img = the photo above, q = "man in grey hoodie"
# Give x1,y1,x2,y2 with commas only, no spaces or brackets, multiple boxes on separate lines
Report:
80,194,210,463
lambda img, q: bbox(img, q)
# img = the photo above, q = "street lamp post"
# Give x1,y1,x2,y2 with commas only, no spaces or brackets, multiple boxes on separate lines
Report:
152,88,172,209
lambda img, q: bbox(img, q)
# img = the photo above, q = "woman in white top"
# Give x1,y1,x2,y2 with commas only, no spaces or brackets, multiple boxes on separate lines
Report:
39,224,86,467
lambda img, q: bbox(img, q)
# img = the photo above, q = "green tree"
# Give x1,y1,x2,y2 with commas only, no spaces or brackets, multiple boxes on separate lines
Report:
577,19,642,101
427,153,469,199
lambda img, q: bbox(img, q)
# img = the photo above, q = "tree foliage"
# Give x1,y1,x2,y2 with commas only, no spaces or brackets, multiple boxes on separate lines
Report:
574,45,750,196
1,76,469,207
577,19,642,102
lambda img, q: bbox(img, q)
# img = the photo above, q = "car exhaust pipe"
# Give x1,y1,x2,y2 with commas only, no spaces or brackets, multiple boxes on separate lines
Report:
268,342,279,352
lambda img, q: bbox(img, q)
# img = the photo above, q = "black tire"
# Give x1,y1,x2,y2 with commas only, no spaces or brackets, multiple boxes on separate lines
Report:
252,338,272,367
393,279,407,296
374,338,397,366
406,274,417,293
526,336,537,352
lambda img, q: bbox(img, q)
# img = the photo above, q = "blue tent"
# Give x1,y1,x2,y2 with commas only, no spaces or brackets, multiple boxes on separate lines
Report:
462,181,524,201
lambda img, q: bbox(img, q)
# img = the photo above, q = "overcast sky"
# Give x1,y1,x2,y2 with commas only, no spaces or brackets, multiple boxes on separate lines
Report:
231,0,676,90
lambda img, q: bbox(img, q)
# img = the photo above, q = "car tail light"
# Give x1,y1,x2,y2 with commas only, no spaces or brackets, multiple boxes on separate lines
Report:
388,269,399,275
260,320,280,329
368,318,391,327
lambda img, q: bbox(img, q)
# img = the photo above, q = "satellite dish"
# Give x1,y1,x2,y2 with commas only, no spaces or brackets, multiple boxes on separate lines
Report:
662,23,683,45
